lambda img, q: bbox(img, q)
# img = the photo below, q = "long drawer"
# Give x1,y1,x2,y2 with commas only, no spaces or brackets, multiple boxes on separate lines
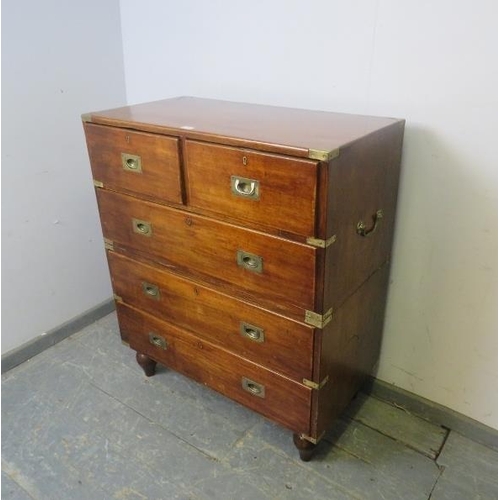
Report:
185,140,319,237
97,189,317,314
108,252,315,382
117,303,312,434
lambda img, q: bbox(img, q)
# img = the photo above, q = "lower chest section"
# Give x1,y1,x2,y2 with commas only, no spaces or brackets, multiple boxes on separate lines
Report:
117,302,313,434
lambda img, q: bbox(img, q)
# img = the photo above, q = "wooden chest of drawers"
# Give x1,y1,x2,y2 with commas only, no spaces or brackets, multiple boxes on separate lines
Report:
82,97,405,461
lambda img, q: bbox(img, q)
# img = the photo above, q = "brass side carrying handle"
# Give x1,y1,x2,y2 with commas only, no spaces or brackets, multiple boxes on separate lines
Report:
148,332,167,350
231,175,260,200
356,210,383,237
240,322,265,343
237,250,263,273
241,377,265,398
121,153,142,173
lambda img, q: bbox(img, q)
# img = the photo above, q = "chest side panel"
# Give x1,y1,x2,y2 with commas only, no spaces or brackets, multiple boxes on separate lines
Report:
311,264,391,438
323,121,405,309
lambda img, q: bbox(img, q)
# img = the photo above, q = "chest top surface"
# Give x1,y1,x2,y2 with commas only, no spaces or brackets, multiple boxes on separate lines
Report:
84,96,402,159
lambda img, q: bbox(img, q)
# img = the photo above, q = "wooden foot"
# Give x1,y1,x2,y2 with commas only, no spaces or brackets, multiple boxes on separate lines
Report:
136,351,157,377
293,433,316,462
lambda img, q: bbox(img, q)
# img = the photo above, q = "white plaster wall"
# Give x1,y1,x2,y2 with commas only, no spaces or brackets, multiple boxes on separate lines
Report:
2,0,126,353
119,0,497,427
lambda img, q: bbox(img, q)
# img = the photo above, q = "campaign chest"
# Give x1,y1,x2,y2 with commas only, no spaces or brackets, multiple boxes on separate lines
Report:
82,97,405,460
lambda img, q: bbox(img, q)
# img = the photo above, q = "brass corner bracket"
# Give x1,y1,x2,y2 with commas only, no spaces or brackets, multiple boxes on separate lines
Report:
104,238,114,251
304,308,333,329
299,431,326,445
81,113,93,123
306,235,337,248
302,375,329,391
307,148,340,162
93,180,104,188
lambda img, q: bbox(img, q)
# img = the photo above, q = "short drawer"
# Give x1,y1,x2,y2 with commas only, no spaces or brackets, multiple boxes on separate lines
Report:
117,303,312,434
84,123,182,204
97,189,317,316
185,141,318,237
108,251,315,382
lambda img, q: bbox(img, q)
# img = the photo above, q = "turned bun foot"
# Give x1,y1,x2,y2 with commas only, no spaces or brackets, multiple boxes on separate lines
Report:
293,433,317,462
136,352,157,377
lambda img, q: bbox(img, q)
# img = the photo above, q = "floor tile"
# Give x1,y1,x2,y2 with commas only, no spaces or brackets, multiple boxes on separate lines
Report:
224,432,357,500
432,431,497,500
343,392,448,458
1,471,34,500
250,419,440,500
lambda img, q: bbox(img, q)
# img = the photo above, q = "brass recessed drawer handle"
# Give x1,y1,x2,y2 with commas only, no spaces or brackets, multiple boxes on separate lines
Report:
357,210,383,237
148,332,167,350
142,282,160,300
231,175,260,200
237,250,263,273
122,153,142,172
132,218,152,237
240,322,265,343
242,377,265,398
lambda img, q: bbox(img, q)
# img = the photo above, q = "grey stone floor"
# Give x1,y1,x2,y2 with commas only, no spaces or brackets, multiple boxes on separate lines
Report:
2,313,497,500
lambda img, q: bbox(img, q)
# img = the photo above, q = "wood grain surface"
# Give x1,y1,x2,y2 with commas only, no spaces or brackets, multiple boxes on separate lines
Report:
117,302,312,434
84,123,182,205
85,96,401,158
97,189,317,314
108,251,315,382
185,140,318,237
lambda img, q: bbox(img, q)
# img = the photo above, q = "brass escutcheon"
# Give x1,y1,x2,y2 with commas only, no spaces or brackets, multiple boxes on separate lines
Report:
142,282,160,300
121,153,142,172
237,250,263,273
240,322,265,343
241,377,265,398
231,175,260,200
148,332,167,350
132,218,152,236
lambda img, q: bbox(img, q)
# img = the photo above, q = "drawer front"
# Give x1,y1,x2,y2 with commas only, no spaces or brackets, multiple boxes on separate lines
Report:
117,303,312,433
97,189,316,312
84,123,182,204
108,251,314,382
185,141,318,237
